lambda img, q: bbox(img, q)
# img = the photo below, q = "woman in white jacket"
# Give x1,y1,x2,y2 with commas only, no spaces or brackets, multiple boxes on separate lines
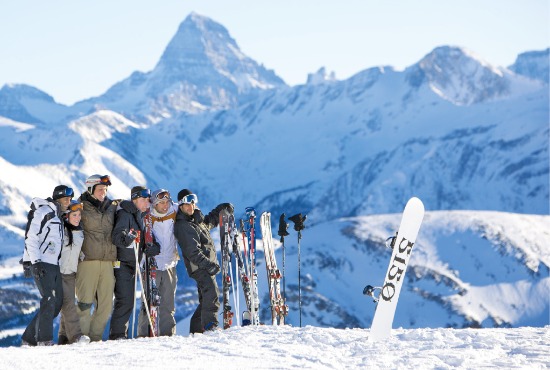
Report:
58,200,90,344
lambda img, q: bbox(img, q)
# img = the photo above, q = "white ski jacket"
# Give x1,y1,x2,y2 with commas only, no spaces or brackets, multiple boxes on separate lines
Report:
23,198,64,265
59,226,84,274
150,203,179,271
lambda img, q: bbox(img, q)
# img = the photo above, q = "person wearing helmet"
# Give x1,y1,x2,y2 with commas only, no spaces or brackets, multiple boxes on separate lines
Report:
109,186,158,340
173,188,233,333
21,185,73,346
137,189,179,337
58,200,90,345
76,174,119,342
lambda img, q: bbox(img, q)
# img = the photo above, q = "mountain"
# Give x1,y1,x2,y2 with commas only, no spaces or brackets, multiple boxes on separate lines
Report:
0,84,74,125
0,12,548,346
73,12,286,123
509,48,549,84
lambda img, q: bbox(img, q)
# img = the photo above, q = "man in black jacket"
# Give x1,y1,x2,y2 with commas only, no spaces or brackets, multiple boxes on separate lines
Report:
109,186,160,340
173,189,233,333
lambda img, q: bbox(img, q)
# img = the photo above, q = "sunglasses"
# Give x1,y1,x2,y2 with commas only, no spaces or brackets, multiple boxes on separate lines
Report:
178,194,198,205
54,187,74,198
131,188,151,200
68,202,83,212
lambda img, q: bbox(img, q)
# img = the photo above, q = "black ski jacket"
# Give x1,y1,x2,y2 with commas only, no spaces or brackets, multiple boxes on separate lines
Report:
174,205,227,276
112,200,145,266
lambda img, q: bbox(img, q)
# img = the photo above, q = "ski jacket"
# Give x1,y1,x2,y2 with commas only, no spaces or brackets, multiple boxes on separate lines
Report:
174,205,224,275
22,198,64,265
59,223,84,274
112,200,145,266
150,203,179,271
79,192,119,262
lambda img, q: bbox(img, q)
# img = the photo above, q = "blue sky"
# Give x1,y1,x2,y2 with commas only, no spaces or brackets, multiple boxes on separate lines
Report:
0,0,548,105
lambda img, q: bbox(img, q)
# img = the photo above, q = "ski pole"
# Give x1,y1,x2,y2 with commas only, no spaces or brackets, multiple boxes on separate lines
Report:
288,213,306,327
278,213,289,301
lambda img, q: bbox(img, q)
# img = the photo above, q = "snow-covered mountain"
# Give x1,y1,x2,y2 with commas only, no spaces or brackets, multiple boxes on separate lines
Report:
0,12,548,347
509,48,549,85
73,12,286,123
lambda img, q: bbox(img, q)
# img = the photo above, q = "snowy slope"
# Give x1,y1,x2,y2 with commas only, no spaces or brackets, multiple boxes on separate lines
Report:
0,326,548,369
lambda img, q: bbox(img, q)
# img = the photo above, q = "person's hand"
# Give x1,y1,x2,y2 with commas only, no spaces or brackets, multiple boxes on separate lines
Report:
218,203,234,214
124,229,139,246
31,261,46,279
206,261,220,275
144,242,161,257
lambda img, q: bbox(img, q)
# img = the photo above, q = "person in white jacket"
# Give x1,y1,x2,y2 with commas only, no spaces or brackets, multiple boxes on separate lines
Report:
58,200,91,344
138,189,180,336
21,185,72,346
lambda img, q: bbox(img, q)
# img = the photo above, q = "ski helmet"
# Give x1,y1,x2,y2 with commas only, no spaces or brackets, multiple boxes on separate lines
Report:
85,174,112,194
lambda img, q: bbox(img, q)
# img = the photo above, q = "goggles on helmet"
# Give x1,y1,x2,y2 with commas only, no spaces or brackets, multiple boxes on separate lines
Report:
131,188,151,200
68,201,83,212
155,191,171,201
54,187,74,199
99,175,111,185
178,194,198,205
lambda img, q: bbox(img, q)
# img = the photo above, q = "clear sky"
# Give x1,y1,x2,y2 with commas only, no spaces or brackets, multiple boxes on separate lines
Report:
0,0,548,105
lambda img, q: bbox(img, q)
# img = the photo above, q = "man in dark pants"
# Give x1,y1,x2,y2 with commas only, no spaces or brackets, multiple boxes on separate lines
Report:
173,189,233,333
109,186,160,340
21,185,73,346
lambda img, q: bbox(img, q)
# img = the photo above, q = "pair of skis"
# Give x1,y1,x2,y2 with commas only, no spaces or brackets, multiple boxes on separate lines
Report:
219,207,288,328
130,217,160,339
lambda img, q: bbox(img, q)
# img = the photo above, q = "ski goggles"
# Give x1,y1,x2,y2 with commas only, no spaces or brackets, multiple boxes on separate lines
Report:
131,188,151,200
99,175,111,185
53,187,74,199
68,201,83,212
155,191,171,201
178,194,198,205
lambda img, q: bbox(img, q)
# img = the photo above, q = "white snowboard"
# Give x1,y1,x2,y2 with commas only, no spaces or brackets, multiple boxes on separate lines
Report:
369,197,425,341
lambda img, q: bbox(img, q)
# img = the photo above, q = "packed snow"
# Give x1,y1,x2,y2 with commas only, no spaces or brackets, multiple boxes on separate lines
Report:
0,325,548,369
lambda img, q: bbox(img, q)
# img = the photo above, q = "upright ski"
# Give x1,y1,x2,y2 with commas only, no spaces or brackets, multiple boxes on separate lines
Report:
143,213,160,337
366,197,425,341
244,207,260,325
219,209,234,329
260,212,288,325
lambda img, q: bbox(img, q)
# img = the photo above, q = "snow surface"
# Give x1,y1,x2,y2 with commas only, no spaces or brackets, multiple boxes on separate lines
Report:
0,325,548,369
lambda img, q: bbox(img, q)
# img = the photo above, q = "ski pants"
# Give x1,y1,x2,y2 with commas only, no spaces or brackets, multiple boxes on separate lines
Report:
189,269,220,334
58,272,83,343
137,266,178,337
75,260,115,342
22,263,63,344
109,262,136,339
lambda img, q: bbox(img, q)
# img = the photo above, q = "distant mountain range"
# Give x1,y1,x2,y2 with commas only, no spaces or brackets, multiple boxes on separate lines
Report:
0,12,547,345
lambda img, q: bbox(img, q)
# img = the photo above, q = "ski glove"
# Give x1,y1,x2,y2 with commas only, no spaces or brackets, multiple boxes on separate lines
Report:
123,229,139,246
31,261,46,279
144,241,161,257
192,209,205,224
217,203,234,214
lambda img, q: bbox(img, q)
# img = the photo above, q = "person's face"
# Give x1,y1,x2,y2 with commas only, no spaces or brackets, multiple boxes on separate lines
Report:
180,202,195,216
154,198,171,214
134,197,150,213
58,196,72,211
93,185,108,202
68,210,81,226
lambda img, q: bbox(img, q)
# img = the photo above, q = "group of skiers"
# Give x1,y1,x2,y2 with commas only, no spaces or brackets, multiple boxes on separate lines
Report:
20,174,233,346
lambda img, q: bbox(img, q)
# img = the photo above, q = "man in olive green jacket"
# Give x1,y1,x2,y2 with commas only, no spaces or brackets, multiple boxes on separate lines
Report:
76,174,119,342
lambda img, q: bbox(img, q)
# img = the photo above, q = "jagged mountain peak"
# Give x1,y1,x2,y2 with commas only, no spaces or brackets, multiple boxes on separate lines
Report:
407,45,510,105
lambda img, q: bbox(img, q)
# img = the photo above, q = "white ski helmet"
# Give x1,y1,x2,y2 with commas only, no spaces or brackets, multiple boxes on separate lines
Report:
85,174,112,194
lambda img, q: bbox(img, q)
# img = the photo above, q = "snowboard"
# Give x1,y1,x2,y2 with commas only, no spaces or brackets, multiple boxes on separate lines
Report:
368,197,425,341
